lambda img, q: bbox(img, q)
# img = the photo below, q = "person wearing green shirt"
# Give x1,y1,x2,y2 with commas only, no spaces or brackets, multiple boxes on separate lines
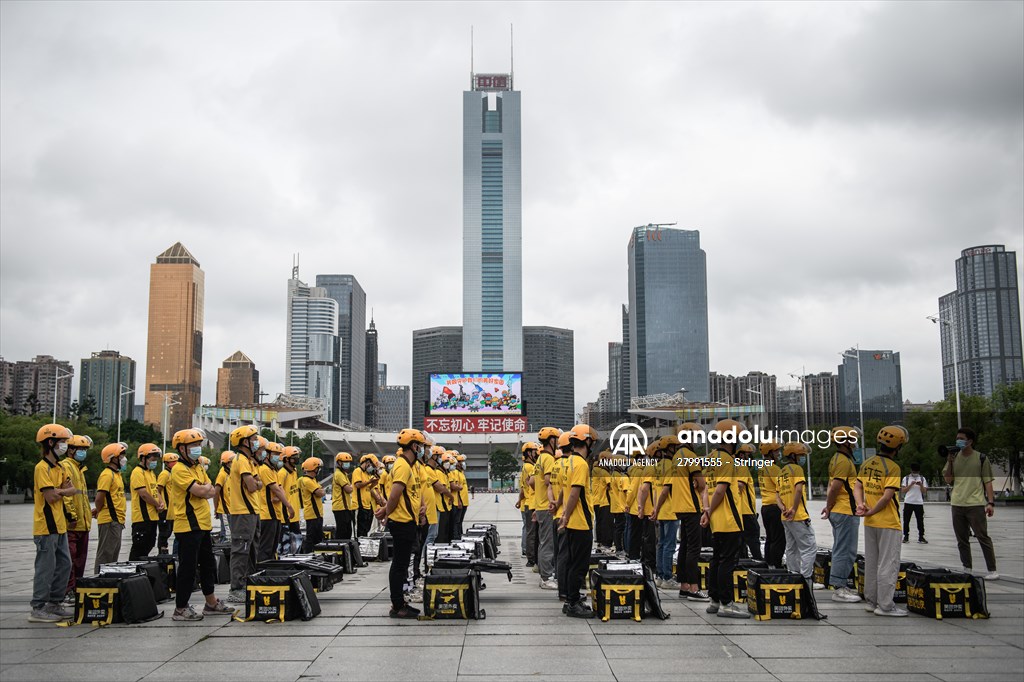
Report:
942,427,998,580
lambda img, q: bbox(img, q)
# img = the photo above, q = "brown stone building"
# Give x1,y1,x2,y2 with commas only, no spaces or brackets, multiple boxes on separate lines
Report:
216,351,259,406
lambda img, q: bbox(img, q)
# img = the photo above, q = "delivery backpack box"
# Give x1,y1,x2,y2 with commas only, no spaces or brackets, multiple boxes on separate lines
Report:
368,532,394,560
100,561,170,604
591,569,644,622
746,569,807,621
470,523,501,546
732,558,769,603
211,542,232,584
359,536,388,562
461,529,498,559
855,557,917,603
75,574,162,626
241,570,321,622
257,556,344,592
422,568,484,620
905,567,989,620
312,540,357,574
696,548,714,591
813,548,859,589
146,554,177,593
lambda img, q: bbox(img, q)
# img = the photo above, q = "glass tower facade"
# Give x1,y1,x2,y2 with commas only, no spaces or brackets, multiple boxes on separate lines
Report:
286,274,340,421
938,245,1023,398
315,274,367,425
838,350,903,418
463,74,522,373
627,227,709,402
80,350,135,429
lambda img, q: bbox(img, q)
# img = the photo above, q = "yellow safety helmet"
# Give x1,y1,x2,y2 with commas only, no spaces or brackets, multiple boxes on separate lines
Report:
430,445,446,457
657,434,681,451
254,436,268,452
567,424,598,444
677,422,702,435
736,443,755,455
198,455,211,466
36,423,72,443
220,451,235,465
877,425,909,450
556,432,572,450
521,441,540,456
301,457,323,472
455,454,466,462
137,443,162,459
396,428,428,446
163,452,179,463
783,442,810,458
758,441,782,456
441,452,457,465
360,453,378,465
265,441,284,456
830,426,860,446
68,434,93,450
713,419,746,438
171,429,205,449
538,426,562,442
283,446,302,459
645,443,658,457
382,455,397,464
229,425,259,448
101,442,127,464
335,452,353,463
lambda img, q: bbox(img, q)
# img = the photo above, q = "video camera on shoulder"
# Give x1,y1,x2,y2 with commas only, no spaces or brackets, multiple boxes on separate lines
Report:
937,444,962,458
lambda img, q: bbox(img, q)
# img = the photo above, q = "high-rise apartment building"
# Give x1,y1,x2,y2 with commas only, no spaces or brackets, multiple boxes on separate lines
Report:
286,268,340,421
216,351,259,406
143,243,204,434
316,275,366,425
523,326,574,430
375,385,411,432
607,342,624,417
462,72,522,374
0,355,74,418
412,326,463,429
79,350,135,428
805,371,841,427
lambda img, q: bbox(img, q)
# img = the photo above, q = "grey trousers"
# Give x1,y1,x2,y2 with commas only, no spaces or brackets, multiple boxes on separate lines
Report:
94,522,123,572
228,514,259,591
863,525,902,611
522,510,538,564
535,510,555,580
782,519,816,578
33,533,71,609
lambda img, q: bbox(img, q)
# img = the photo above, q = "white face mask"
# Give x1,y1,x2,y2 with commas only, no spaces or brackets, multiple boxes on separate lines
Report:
54,442,68,456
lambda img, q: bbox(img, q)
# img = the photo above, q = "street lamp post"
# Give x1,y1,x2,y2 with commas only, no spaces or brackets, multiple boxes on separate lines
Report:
52,367,73,423
928,309,962,429
841,347,865,465
161,393,182,453
746,388,763,428
116,384,135,444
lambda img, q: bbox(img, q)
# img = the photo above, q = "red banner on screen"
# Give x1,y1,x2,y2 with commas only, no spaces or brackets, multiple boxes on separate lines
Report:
423,416,528,434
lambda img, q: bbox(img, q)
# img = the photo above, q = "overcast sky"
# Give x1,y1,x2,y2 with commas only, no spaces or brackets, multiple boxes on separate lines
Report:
2,1,1022,418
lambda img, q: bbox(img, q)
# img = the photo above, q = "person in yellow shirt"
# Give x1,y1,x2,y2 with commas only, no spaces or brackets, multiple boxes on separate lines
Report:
610,465,628,554
855,425,908,617
93,442,128,571
757,442,786,568
454,453,470,538
213,451,233,541
378,454,395,533
517,442,539,567
331,452,356,540
823,426,863,603
435,452,459,544
257,442,293,562
701,420,750,619
352,454,380,537
777,441,816,582
630,443,658,571
226,425,264,603
669,423,710,601
649,436,682,587
60,434,93,605
624,455,642,560
590,450,613,553
129,443,165,560
557,424,599,618
298,458,327,552
376,429,429,619
552,433,573,602
30,424,78,623
734,443,762,561
167,429,234,621
445,451,463,541
278,446,303,554
157,452,178,554
533,427,560,588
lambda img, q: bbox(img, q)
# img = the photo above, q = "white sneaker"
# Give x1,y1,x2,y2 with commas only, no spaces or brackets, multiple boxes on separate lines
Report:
539,578,558,590
874,605,908,617
831,587,862,603
864,601,877,612
226,590,246,604
984,572,999,580
407,590,423,604
812,582,825,590
716,602,751,619
664,578,680,590
654,577,666,588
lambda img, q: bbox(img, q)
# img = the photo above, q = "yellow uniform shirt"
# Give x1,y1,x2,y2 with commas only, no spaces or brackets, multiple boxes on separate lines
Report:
130,466,160,524
387,456,420,524
259,464,283,522
447,470,463,508
434,467,453,515
551,457,568,515
591,466,611,508
458,470,469,507
609,471,627,514
736,465,756,517
828,453,858,516
533,451,555,510
670,453,704,515
351,467,375,510
60,459,91,532
378,470,391,507
299,476,323,520
564,454,594,531
707,450,744,534
214,468,229,515
227,454,261,516
33,458,67,536
96,468,126,526
778,462,809,522
170,462,212,533
758,462,781,507
520,462,535,511
858,455,901,530
332,469,355,512
625,464,643,513
636,465,657,517
157,468,176,520
421,466,439,525
280,468,299,522
653,459,677,521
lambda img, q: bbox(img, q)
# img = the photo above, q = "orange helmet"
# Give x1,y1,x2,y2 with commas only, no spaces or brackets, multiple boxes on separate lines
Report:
137,443,162,459
162,452,179,463
556,432,572,450
171,429,205,448
335,452,353,463
198,455,211,466
397,429,428,446
283,446,302,459
229,425,259,448
783,442,810,458
521,441,540,456
360,453,379,466
567,424,599,444
220,451,235,465
382,455,397,464
101,442,128,464
430,445,446,457
758,441,782,456
302,457,323,473
877,425,909,450
455,454,466,462
441,452,457,465
68,434,93,449
538,427,561,442
36,424,72,443
265,441,284,456
713,419,746,439
736,443,755,455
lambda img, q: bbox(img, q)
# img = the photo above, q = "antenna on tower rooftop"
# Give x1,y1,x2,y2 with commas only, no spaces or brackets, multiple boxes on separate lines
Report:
470,25,475,87
291,253,299,280
510,23,514,88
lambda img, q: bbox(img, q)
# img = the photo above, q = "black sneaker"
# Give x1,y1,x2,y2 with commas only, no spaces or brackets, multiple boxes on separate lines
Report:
902,537,909,544
565,601,595,619
918,538,928,544
389,605,420,619
525,561,536,567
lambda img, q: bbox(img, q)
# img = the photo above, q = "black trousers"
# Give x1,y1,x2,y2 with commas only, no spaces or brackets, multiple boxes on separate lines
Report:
566,529,593,606
628,517,657,571
594,505,613,547
612,513,625,553
675,512,702,585
356,508,373,537
175,530,216,609
129,520,157,560
437,510,452,544
157,516,173,553
740,514,763,560
258,519,280,563
453,506,465,539
388,521,417,609
555,526,570,599
903,503,925,539
300,518,324,554
709,531,742,606
414,524,429,580
761,505,785,568
333,510,354,540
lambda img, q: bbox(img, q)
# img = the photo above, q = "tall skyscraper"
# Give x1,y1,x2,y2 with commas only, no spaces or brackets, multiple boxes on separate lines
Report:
143,243,204,434
938,245,1023,398
80,350,135,428
378,363,388,388
216,351,259,406
804,371,841,427
523,326,575,430
607,342,624,416
412,326,463,429
462,72,522,373
838,351,903,418
620,305,631,411
286,267,340,421
316,275,366,425
0,355,74,418
375,385,411,431
628,226,709,401
364,317,379,428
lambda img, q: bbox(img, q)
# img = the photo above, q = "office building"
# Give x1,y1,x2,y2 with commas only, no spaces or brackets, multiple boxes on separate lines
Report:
143,243,204,434
378,363,388,389
286,267,340,420
523,326,575,430
805,371,841,427
376,385,411,431
216,351,259,406
620,305,631,412
0,355,74,418
412,326,463,429
462,71,522,374
607,342,624,417
938,245,1023,398
316,275,367,425
838,351,903,419
79,350,135,428
775,387,804,431
365,317,379,428
627,226,709,401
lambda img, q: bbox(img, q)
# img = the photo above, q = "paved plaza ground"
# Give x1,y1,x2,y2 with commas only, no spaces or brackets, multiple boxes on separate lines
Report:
0,494,1021,682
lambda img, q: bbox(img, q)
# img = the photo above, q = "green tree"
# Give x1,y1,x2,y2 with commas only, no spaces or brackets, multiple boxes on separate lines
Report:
987,382,1024,495
488,448,518,488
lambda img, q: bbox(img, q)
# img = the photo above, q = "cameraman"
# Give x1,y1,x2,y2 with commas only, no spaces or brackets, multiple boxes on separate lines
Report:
942,427,998,580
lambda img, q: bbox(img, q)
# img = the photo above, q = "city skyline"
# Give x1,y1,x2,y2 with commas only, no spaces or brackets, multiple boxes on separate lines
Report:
1,3,1022,417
